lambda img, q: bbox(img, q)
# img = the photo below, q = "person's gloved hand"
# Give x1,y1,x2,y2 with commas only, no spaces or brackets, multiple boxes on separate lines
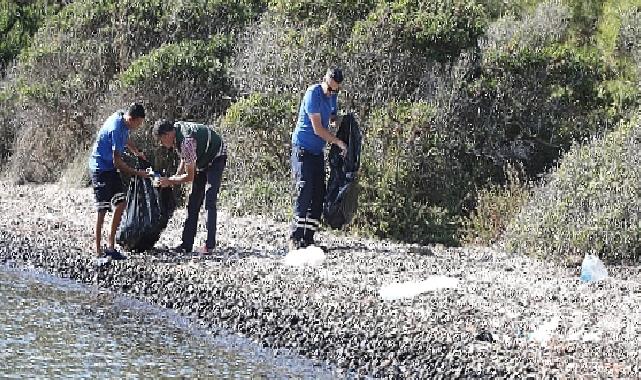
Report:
136,169,151,178
335,139,347,158
158,177,173,187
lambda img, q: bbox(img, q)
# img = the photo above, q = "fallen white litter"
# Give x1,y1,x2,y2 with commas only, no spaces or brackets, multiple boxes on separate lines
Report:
283,246,326,267
379,276,459,300
528,316,560,345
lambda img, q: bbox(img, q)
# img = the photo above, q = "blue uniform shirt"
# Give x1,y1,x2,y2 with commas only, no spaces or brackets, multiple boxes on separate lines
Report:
292,84,337,155
88,111,129,173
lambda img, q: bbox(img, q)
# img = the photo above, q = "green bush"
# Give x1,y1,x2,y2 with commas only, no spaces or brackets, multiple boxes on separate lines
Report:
479,1,571,53
461,162,531,245
504,116,641,262
477,0,539,19
162,0,266,38
460,1,638,179
0,88,17,167
119,37,233,120
268,0,375,26
9,111,94,183
618,6,641,75
6,33,117,183
3,0,260,184
596,0,641,55
465,43,624,175
120,37,231,86
563,0,606,41
0,0,62,76
342,0,487,115
350,0,487,61
356,101,487,245
218,92,299,220
232,12,347,97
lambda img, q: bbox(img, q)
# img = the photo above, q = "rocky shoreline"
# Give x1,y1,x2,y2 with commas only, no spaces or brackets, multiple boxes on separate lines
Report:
2,181,641,378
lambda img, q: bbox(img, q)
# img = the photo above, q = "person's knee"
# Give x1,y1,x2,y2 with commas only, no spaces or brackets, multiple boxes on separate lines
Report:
96,210,107,222
204,191,219,210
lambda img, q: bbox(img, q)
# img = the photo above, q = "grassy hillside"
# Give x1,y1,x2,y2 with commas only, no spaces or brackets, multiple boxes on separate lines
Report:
1,0,640,250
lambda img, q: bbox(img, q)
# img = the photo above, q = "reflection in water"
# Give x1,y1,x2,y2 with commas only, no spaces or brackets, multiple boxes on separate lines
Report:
0,264,336,379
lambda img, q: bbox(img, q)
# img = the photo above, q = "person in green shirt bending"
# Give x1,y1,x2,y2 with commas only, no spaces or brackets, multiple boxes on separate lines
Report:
153,120,227,254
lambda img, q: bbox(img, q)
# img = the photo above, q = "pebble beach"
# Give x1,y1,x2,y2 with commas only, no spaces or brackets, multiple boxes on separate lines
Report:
2,181,641,378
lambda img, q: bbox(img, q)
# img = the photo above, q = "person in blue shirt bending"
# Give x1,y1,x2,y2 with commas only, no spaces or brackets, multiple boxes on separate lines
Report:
88,103,149,260
289,67,347,251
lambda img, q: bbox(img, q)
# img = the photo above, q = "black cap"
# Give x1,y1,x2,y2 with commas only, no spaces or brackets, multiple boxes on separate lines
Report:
152,119,175,137
326,66,344,83
126,102,145,119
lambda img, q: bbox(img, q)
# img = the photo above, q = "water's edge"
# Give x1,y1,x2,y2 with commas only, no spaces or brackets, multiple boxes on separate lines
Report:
0,261,340,378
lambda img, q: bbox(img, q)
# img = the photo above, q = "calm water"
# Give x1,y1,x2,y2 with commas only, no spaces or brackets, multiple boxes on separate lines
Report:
0,264,336,379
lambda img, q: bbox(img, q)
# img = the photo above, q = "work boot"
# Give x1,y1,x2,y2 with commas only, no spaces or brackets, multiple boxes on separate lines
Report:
171,244,192,254
104,248,127,260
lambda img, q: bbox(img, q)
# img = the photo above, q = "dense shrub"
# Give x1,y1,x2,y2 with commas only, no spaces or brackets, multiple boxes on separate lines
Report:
504,116,641,263
0,88,17,167
6,28,117,182
155,0,266,39
4,0,262,184
0,0,62,76
119,37,233,121
267,0,376,26
356,101,492,245
9,110,93,183
479,1,571,53
350,0,487,61
618,6,641,67
218,92,299,220
563,0,606,41
479,45,613,143
232,13,347,97
342,0,487,115
595,0,641,55
461,162,530,245
417,1,615,182
460,1,632,176
477,0,539,19
35,0,263,65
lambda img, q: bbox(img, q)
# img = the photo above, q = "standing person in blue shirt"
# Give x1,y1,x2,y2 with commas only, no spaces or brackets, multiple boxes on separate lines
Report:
289,67,348,251
88,102,149,260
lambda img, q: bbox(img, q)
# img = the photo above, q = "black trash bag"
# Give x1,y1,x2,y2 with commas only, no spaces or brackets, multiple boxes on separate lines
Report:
129,186,176,252
116,162,176,252
323,113,362,229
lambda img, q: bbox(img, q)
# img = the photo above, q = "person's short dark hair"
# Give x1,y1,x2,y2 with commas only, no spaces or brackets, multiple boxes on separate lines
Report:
153,119,175,137
126,102,145,119
326,66,344,84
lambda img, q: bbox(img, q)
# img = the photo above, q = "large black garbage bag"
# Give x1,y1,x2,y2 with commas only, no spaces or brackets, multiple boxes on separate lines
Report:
323,113,362,229
116,175,176,252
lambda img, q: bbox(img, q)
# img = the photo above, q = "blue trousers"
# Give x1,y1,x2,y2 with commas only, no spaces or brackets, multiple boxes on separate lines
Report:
290,145,325,243
182,155,226,250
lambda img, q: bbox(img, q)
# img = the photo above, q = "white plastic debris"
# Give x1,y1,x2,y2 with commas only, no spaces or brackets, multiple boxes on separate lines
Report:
528,316,560,345
379,276,459,300
283,246,326,267
580,254,608,282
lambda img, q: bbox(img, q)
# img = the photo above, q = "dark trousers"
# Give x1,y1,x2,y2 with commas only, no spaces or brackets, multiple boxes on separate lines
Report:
182,155,226,250
290,145,325,243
